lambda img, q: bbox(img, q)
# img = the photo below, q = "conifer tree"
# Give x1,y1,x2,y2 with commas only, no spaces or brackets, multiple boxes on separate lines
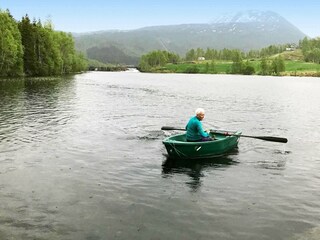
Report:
18,15,38,75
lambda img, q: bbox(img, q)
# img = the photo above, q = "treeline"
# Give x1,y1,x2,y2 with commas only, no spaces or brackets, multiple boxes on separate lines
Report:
300,37,320,63
139,47,286,75
139,38,320,75
139,50,180,71
185,44,290,61
0,9,87,77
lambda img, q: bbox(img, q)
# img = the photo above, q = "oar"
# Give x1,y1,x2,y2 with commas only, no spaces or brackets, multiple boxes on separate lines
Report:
161,126,185,131
211,130,288,143
161,126,288,143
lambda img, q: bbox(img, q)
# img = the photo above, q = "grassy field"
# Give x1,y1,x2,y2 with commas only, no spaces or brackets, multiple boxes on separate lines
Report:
285,61,320,72
152,50,320,77
163,61,232,74
159,59,320,76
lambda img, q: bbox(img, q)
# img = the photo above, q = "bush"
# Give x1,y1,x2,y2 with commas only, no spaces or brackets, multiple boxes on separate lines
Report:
242,65,255,75
184,65,199,73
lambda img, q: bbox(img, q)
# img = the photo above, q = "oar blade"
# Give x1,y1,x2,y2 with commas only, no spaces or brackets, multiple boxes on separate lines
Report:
254,136,288,143
241,135,288,143
161,126,185,131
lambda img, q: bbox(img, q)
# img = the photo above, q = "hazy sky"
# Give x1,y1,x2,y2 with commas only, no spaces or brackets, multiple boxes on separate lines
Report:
1,0,320,37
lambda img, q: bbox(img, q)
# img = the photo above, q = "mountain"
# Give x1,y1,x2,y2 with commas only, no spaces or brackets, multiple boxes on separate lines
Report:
74,10,307,65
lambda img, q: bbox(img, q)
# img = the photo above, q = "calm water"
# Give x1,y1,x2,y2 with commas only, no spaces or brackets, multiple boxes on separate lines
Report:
0,72,319,240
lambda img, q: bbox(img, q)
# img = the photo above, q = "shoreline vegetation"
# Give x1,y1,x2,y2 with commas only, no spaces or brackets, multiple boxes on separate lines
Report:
139,59,320,77
138,40,320,77
0,9,88,78
0,8,130,78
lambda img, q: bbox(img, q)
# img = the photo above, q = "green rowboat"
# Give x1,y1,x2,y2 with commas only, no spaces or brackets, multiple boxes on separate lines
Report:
162,130,241,159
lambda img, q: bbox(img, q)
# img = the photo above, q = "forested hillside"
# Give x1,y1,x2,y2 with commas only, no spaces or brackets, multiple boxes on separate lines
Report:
0,9,87,77
86,46,139,65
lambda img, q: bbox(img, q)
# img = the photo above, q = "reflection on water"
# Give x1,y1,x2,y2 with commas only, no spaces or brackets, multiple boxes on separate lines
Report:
0,77,76,147
162,150,239,192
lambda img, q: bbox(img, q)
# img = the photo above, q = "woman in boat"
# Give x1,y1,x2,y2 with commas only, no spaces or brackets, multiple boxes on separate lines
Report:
186,108,212,142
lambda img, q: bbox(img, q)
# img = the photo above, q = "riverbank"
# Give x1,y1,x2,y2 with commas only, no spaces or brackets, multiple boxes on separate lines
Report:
146,60,320,77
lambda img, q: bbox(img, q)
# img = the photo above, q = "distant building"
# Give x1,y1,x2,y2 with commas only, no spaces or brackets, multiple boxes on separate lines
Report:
198,57,205,61
286,44,297,51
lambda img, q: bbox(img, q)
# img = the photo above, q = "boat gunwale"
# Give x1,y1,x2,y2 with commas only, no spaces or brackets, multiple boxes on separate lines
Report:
162,131,242,145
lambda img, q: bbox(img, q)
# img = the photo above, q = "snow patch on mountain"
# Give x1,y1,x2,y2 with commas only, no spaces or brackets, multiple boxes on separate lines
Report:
211,10,282,24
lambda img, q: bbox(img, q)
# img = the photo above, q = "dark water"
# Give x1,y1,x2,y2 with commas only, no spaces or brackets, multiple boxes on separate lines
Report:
0,72,319,240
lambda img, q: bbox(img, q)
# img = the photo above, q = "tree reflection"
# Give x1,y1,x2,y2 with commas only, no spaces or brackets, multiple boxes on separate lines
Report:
0,77,76,144
161,150,239,192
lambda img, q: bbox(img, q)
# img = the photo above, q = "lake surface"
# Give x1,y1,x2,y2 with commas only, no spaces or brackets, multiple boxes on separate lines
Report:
0,72,319,240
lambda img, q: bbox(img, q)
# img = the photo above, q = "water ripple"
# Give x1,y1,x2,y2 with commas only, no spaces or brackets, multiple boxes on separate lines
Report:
1,74,320,240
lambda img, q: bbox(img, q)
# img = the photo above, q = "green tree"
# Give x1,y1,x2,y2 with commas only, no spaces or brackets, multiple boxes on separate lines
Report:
18,15,39,75
185,49,196,61
0,10,24,76
204,48,218,60
210,60,216,73
299,37,310,56
138,54,151,72
55,31,75,74
54,31,87,74
305,48,320,63
71,52,87,73
260,57,270,75
242,60,255,75
205,62,209,73
247,49,260,59
18,14,87,76
231,51,243,74
41,21,63,75
196,48,205,59
167,52,180,64
271,56,285,75
138,50,180,71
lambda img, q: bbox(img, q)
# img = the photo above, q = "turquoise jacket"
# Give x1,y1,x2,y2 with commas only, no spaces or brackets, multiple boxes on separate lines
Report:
186,116,209,141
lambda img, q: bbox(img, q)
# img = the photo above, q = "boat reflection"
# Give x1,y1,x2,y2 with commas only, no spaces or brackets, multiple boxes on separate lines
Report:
161,149,239,192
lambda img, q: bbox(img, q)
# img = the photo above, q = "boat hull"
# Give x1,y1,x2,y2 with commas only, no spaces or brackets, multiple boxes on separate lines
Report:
162,131,241,159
